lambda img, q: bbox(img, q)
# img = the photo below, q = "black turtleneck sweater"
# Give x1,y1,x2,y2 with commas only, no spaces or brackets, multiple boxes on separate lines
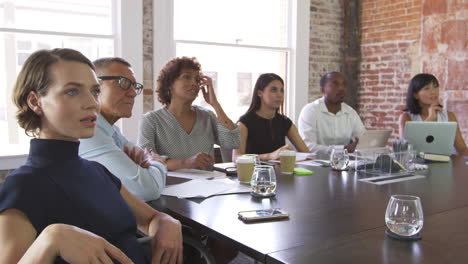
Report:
0,139,148,263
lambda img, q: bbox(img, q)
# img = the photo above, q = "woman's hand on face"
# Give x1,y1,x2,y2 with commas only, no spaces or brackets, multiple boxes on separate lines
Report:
42,224,133,264
426,103,443,121
124,145,151,168
270,144,293,160
200,75,219,106
151,214,183,264
186,152,214,169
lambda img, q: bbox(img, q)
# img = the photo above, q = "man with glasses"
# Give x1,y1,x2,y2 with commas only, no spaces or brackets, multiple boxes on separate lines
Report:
79,57,166,201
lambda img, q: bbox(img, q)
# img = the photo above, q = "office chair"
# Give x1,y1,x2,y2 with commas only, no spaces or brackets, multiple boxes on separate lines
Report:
137,233,215,264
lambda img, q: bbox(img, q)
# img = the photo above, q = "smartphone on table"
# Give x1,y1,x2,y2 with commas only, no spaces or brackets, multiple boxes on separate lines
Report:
238,208,289,222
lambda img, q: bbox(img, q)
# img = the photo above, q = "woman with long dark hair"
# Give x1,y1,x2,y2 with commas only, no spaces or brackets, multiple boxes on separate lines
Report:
399,73,467,155
232,73,309,161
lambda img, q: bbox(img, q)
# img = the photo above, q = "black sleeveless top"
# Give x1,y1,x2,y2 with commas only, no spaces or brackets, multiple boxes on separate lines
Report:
239,112,292,154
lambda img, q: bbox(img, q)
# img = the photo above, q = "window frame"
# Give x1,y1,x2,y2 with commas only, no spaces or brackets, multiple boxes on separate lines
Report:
153,0,309,122
0,0,144,170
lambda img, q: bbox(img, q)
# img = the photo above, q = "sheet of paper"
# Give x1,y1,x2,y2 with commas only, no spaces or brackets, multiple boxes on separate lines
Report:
162,178,251,199
296,160,324,166
167,169,226,180
213,162,236,171
267,158,325,167
296,152,315,161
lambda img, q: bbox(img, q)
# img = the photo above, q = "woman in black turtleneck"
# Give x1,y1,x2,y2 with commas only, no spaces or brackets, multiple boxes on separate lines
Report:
0,49,182,264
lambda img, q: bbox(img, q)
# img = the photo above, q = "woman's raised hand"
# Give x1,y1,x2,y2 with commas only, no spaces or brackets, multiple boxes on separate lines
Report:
41,224,133,264
426,103,443,121
200,75,219,107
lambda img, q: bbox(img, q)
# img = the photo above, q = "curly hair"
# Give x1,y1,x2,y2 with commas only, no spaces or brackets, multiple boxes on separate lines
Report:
13,48,94,137
156,56,201,105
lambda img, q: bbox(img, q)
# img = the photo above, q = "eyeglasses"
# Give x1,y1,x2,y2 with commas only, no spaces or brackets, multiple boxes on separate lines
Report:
98,76,144,95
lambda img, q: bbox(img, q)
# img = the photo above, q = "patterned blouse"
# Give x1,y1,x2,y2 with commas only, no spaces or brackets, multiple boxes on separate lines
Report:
137,106,240,159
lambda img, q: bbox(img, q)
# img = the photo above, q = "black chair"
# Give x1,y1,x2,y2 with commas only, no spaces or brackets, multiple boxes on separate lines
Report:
137,232,215,264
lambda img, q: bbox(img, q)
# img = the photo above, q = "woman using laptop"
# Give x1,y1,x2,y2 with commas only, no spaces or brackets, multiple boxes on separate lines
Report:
232,73,309,161
0,48,183,263
399,73,468,155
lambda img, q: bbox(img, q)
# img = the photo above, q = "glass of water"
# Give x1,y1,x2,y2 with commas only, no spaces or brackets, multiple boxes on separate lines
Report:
385,195,424,237
250,165,276,197
330,147,349,170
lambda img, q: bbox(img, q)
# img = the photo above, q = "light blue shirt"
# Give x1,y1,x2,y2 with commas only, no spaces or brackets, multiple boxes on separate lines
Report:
79,114,166,201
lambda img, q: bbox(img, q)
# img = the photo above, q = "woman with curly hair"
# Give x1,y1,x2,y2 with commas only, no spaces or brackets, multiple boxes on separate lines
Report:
137,57,240,170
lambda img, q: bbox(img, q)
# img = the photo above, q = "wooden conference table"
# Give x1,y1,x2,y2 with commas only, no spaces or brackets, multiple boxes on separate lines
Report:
149,156,468,263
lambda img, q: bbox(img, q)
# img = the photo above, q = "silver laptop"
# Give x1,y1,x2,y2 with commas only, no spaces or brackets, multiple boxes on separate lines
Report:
404,121,457,155
356,129,392,149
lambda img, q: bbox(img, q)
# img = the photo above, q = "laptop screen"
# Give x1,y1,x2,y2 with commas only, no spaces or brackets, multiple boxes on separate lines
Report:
404,121,457,155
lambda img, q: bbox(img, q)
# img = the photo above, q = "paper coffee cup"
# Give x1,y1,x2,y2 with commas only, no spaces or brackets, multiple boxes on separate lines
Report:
242,154,259,164
280,150,296,174
236,156,255,184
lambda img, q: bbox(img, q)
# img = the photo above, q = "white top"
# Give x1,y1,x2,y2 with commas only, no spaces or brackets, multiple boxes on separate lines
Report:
79,114,167,202
407,109,449,122
137,106,240,159
298,97,366,155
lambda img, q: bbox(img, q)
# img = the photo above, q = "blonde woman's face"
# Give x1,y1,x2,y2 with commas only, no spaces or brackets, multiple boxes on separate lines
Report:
37,61,100,141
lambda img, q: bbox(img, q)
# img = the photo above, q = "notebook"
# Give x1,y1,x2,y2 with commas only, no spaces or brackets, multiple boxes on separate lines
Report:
356,129,392,149
404,121,457,156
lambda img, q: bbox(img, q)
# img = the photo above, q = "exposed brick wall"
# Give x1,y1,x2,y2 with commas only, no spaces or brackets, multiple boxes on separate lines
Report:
142,0,154,113
309,0,344,101
421,0,468,142
359,0,422,141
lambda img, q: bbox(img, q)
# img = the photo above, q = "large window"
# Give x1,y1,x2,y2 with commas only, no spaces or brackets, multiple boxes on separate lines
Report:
172,0,289,121
0,0,115,157
154,0,310,123
170,0,291,121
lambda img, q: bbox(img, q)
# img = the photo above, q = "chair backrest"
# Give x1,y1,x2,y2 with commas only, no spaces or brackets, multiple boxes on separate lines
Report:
138,234,215,264
220,147,233,162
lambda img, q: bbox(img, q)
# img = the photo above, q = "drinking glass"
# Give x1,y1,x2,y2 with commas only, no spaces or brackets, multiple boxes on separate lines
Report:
250,165,277,197
330,147,349,170
385,195,424,237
